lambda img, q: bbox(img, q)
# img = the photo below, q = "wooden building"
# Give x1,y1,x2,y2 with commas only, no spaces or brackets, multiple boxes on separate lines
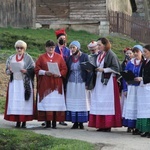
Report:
1,0,149,35
36,0,132,34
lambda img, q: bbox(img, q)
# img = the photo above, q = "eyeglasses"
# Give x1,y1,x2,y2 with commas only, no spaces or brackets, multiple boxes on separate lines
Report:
16,47,24,50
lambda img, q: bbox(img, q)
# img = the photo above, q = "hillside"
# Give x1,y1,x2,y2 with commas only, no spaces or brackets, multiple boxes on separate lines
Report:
0,63,9,97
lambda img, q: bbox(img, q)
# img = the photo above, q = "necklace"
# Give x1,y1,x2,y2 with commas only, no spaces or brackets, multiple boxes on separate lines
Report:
72,55,80,63
98,52,106,63
16,54,24,62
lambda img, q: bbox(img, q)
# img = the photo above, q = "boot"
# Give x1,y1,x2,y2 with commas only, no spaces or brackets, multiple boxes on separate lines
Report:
44,121,51,128
79,123,84,129
71,122,78,129
15,122,21,128
21,122,26,128
52,121,56,129
103,128,111,132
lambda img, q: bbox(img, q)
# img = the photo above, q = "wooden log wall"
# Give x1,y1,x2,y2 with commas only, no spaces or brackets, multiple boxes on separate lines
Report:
36,0,107,24
0,0,36,28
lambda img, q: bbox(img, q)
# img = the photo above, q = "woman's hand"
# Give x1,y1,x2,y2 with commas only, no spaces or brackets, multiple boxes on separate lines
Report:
20,69,27,74
45,71,52,76
53,74,61,78
123,91,127,97
95,68,104,72
134,77,143,82
8,67,12,73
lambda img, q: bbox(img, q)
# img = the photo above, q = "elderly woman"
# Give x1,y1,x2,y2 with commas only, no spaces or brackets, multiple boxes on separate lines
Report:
65,41,90,129
88,37,122,132
4,40,35,128
35,40,68,129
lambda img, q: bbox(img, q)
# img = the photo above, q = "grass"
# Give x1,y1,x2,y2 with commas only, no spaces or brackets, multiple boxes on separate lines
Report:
0,97,5,114
0,128,95,150
0,27,139,61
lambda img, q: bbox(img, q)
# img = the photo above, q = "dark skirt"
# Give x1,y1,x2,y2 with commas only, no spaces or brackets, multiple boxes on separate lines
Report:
122,118,136,128
36,111,65,122
66,111,89,123
136,118,150,132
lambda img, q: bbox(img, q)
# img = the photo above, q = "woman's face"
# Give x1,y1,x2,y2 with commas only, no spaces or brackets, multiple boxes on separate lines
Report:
97,40,105,52
125,50,134,59
143,48,150,59
16,45,25,55
69,45,78,55
46,46,55,55
133,50,142,60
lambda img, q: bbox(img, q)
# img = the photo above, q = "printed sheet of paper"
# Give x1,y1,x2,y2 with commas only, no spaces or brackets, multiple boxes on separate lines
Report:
47,62,61,76
10,62,23,73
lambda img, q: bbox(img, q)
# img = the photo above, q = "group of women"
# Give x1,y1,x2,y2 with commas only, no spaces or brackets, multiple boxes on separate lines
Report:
3,33,150,138
121,44,150,138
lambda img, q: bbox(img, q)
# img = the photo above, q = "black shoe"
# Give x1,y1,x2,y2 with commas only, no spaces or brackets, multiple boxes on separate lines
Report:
15,122,21,128
79,123,84,129
21,122,26,128
147,133,150,138
59,122,68,126
127,127,133,133
52,121,56,129
141,132,149,137
103,128,111,132
132,129,140,135
44,121,51,128
71,122,78,129
97,128,105,131
41,122,46,126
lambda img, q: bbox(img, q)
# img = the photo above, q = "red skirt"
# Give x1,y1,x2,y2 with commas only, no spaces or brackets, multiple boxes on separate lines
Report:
88,77,122,128
36,111,65,122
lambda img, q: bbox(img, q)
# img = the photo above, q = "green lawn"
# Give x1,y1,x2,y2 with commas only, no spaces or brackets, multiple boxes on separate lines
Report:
0,128,95,150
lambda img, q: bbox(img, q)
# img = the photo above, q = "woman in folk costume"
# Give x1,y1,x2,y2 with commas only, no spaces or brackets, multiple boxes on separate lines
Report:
65,41,90,129
88,37,122,132
35,40,67,129
121,48,134,133
135,45,150,138
122,45,144,135
4,40,35,128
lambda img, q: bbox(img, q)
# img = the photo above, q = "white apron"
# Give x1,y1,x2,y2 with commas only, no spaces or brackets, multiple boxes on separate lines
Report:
38,87,66,111
90,58,115,115
137,82,150,118
66,82,90,111
123,85,137,120
7,80,33,115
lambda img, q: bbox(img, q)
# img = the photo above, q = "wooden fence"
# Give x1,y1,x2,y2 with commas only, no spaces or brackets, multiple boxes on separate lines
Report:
108,11,150,44
0,0,36,28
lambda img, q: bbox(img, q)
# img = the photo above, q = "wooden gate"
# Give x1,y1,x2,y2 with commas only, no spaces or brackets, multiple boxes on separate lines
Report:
108,11,150,44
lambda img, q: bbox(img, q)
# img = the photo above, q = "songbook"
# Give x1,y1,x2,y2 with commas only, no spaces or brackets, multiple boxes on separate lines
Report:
10,62,23,73
80,61,96,72
47,62,61,76
120,70,138,84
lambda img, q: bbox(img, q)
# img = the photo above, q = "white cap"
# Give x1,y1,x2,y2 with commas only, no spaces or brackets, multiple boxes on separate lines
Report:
87,41,98,50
